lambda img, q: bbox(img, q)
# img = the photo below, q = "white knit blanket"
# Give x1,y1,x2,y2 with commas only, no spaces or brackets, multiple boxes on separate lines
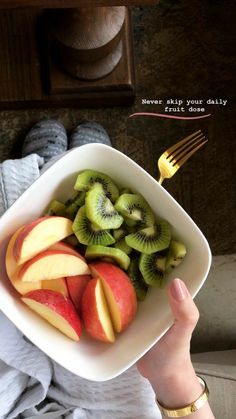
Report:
0,155,160,419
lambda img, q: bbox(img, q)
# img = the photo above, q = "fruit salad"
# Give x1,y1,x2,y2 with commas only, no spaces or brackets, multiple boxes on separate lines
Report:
5,169,186,343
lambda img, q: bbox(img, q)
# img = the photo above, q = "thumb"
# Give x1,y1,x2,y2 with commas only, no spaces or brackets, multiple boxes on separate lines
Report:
167,278,199,347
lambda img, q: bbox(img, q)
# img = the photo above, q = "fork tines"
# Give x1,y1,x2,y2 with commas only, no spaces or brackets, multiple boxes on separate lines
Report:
167,130,207,166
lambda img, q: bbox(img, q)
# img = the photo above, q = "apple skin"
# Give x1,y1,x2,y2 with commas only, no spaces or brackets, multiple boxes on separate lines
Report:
22,289,82,341
89,262,137,333
67,275,91,313
13,216,73,265
50,241,86,262
81,278,115,343
19,249,89,282
5,227,42,294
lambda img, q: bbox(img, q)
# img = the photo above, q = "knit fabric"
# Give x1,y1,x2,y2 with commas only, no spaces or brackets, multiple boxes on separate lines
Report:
0,154,160,419
22,120,68,163
69,121,112,149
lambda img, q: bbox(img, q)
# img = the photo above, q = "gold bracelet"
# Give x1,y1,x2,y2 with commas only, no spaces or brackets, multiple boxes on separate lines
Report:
156,376,209,417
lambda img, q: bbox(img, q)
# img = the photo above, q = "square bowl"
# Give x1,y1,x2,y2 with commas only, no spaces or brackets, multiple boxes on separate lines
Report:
0,144,211,381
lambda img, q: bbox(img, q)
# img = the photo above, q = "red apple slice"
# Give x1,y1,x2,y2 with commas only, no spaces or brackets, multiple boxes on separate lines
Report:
22,289,82,341
81,278,115,343
67,274,91,312
50,241,86,261
6,228,42,294
19,250,89,282
90,262,137,333
42,278,69,297
13,216,73,265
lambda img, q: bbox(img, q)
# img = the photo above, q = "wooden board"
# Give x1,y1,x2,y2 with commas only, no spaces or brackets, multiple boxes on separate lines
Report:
0,8,135,109
0,0,158,9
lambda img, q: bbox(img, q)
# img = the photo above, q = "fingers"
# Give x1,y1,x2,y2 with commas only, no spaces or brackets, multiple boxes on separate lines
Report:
167,278,199,346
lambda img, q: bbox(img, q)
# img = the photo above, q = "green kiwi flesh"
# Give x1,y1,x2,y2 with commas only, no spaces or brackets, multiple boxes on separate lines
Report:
85,183,123,230
45,200,66,217
72,206,115,246
114,238,132,255
85,245,130,270
65,191,86,219
139,252,166,287
128,258,148,301
125,221,171,254
74,169,119,202
115,193,155,226
165,240,187,273
112,226,127,241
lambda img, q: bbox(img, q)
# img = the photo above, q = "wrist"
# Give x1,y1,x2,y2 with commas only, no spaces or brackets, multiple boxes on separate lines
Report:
150,366,203,409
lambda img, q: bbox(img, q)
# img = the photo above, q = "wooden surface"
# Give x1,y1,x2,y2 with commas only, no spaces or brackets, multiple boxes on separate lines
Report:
0,0,158,9
0,8,135,108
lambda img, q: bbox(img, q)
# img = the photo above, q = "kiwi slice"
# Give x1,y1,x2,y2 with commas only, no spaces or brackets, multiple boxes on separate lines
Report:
128,258,148,301
125,221,171,255
45,200,66,217
72,206,115,246
74,169,119,202
139,252,166,287
114,238,132,255
65,191,86,219
119,187,132,195
112,226,127,241
165,240,187,273
85,183,123,230
115,193,155,226
85,245,130,270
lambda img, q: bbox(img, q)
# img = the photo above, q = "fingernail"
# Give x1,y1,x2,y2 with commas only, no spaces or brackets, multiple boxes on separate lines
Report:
170,278,188,301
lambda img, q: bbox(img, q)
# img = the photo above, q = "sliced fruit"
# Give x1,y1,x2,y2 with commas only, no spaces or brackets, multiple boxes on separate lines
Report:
6,227,42,294
45,200,66,217
22,290,82,341
72,206,115,246
65,191,86,219
128,258,148,301
90,262,137,333
85,245,130,271
81,277,115,343
114,238,132,255
115,193,155,226
13,216,73,265
112,226,128,241
67,274,91,313
42,278,69,297
125,221,171,255
19,250,89,282
85,184,123,230
139,252,167,287
165,240,187,273
49,241,85,259
74,169,119,202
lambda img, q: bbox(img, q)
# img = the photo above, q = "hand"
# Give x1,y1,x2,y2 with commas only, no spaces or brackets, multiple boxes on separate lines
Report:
137,278,203,410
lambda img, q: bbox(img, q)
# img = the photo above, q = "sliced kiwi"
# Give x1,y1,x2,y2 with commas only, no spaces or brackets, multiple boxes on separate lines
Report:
139,252,167,287
123,216,137,228
85,183,123,230
45,199,66,217
74,169,119,202
165,240,187,273
112,226,127,241
119,187,132,195
85,245,130,270
114,238,132,255
115,193,155,226
128,258,148,301
125,221,171,255
65,191,86,219
72,206,115,246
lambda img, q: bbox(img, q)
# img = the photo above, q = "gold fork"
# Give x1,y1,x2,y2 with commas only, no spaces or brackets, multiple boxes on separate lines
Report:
158,130,207,185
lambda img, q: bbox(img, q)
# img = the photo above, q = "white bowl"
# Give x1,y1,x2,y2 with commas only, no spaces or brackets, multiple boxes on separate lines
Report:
0,144,211,381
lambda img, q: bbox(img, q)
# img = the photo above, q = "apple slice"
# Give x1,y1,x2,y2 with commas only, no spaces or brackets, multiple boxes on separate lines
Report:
22,290,82,341
50,241,86,261
13,216,73,265
6,228,42,294
19,250,89,282
90,262,137,333
67,275,91,313
42,278,69,297
81,278,115,343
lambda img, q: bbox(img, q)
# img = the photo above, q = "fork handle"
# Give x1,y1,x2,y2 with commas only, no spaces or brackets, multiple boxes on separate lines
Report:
158,175,165,185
